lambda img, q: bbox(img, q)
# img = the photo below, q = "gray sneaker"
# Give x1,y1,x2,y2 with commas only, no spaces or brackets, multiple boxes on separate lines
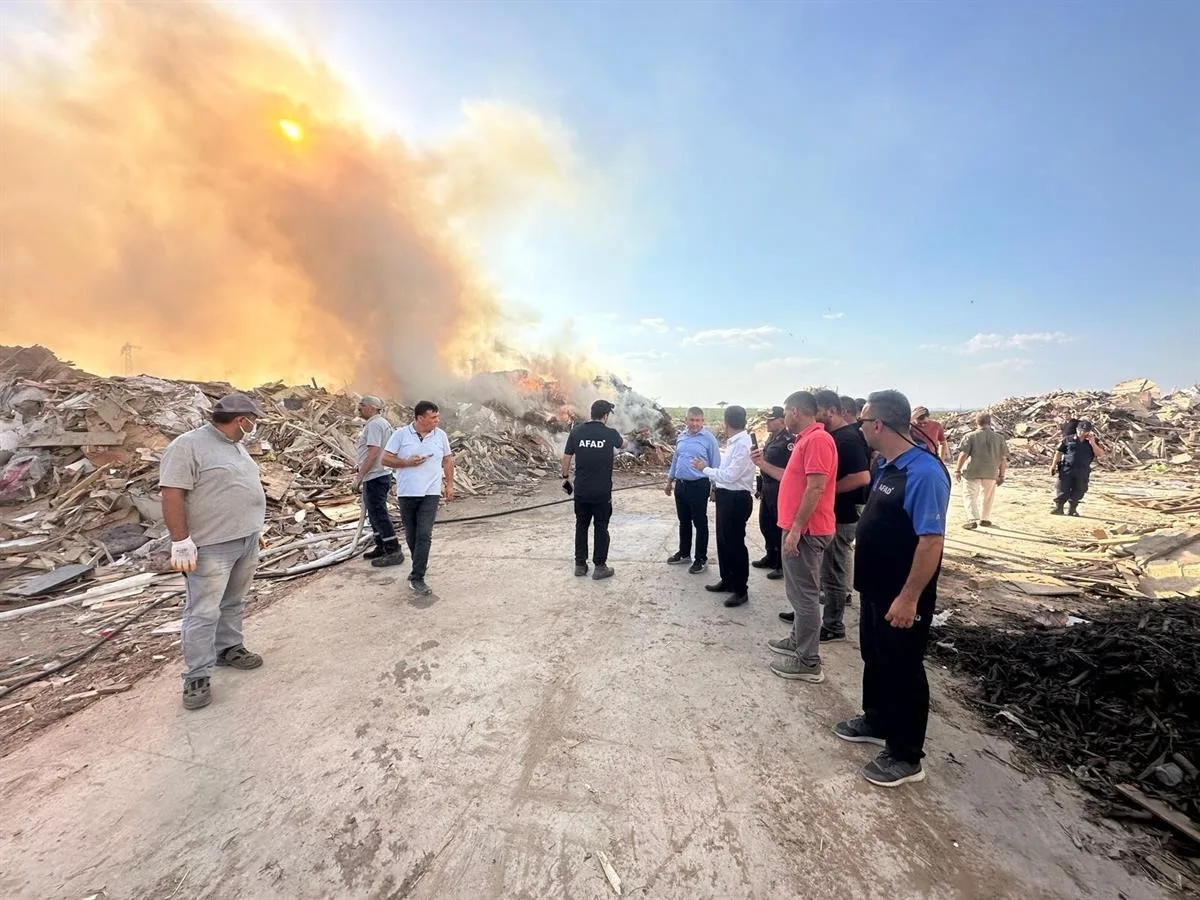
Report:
767,636,798,657
592,565,614,580
769,656,825,683
833,715,886,746
410,578,433,596
862,750,926,787
182,676,211,710
574,563,588,577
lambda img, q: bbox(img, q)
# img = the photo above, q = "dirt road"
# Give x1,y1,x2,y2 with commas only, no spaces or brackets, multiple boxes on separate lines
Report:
0,476,1162,899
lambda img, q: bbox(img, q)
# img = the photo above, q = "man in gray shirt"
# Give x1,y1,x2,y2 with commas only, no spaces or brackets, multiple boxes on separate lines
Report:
159,393,267,711
355,396,402,565
955,411,1009,529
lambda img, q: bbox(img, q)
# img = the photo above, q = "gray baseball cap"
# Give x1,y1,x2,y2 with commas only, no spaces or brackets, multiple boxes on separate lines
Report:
359,395,384,408
212,393,265,416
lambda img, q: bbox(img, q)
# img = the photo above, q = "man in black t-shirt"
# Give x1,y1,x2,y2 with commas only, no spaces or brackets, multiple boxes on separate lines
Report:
814,391,871,641
562,400,626,580
752,406,793,579
1051,419,1103,516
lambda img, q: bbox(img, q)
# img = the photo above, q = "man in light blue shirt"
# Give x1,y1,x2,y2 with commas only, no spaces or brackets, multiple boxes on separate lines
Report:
664,406,721,574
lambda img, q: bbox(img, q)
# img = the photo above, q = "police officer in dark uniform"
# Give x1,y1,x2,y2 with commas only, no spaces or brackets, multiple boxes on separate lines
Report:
752,406,793,580
1051,419,1104,516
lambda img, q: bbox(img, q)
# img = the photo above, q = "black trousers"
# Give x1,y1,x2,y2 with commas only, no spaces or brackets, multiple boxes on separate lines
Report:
362,475,398,551
399,495,439,578
714,488,753,594
673,478,711,560
1054,469,1090,510
860,591,934,764
574,499,612,565
758,482,781,568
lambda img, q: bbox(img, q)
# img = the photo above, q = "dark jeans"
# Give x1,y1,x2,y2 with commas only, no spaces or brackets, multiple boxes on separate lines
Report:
574,499,612,565
674,478,711,560
1054,469,1090,511
362,475,398,551
758,482,781,568
714,488,753,594
399,495,439,579
860,591,934,764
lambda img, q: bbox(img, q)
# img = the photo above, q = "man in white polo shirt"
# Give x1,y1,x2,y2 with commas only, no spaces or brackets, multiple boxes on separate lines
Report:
382,400,455,596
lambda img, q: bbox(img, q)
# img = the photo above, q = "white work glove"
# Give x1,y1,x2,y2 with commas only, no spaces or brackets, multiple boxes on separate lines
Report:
170,537,198,573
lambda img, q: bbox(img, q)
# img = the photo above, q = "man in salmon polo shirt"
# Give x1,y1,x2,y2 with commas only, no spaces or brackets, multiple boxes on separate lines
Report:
751,389,838,683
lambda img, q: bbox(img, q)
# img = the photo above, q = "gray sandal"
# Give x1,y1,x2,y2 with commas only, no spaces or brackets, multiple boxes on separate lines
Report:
216,645,263,670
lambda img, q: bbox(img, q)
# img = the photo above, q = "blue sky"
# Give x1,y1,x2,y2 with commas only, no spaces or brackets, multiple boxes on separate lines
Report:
17,1,1197,408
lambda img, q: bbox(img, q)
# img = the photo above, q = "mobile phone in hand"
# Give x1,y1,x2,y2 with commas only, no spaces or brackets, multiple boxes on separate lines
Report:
750,433,759,450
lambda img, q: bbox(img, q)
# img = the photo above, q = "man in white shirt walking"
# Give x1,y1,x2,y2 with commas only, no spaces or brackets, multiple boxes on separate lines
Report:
382,400,455,596
692,405,755,607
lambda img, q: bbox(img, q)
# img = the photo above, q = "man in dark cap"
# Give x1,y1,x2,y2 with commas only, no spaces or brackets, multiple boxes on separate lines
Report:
752,406,792,580
159,393,268,711
1051,419,1104,515
354,395,402,565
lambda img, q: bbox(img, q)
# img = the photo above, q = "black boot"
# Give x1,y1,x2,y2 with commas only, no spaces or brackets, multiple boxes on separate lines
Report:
371,539,406,567
363,542,387,560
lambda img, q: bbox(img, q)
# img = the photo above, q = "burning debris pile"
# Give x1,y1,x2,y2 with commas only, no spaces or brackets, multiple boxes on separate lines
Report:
930,602,1200,851
0,345,673,599
940,379,1200,472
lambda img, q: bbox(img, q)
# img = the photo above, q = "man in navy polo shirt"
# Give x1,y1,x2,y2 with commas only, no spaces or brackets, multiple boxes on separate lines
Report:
834,389,950,788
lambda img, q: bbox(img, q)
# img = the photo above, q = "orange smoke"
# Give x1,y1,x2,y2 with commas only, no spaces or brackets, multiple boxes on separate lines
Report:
0,1,573,397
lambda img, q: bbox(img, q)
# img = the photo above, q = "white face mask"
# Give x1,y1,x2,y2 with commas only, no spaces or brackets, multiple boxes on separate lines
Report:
238,419,258,441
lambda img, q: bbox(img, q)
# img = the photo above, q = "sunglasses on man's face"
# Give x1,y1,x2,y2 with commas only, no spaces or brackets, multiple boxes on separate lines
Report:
858,417,879,425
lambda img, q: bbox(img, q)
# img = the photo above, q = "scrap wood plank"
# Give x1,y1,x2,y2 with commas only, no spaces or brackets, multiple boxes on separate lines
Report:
1114,784,1200,846
19,430,125,448
4,563,95,598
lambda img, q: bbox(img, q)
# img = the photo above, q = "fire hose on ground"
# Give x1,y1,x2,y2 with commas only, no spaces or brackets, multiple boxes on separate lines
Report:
0,481,664,698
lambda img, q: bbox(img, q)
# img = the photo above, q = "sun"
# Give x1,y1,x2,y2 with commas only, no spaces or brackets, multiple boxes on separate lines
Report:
278,119,304,142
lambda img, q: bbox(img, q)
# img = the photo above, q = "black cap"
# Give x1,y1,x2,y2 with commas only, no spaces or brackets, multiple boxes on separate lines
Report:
768,406,785,420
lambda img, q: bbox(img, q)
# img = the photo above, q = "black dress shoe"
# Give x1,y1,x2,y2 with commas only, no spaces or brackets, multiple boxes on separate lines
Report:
705,581,732,593
751,557,773,569
724,592,748,608
766,569,783,581
779,610,794,622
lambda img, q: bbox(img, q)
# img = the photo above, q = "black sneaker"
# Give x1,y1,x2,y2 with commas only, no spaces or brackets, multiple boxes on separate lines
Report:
819,628,845,643
216,645,263,669
410,578,433,596
182,676,212,710
1068,509,1080,517
778,609,794,623
962,521,978,530
574,563,588,577
704,581,732,593
363,546,387,560
687,559,707,575
751,556,773,569
766,569,783,581
667,552,691,565
979,520,993,527
723,592,748,608
1050,507,1064,515
862,750,925,787
371,551,405,568
833,715,885,746
592,565,614,580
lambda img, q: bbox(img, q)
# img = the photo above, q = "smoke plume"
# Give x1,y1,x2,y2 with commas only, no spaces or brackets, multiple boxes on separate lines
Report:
0,1,573,397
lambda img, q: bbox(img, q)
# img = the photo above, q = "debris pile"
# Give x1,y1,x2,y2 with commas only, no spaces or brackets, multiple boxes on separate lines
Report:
930,601,1200,834
941,378,1200,471
0,345,674,601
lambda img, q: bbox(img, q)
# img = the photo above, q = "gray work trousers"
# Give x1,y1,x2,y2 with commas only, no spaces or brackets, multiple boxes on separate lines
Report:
182,533,260,679
785,533,831,668
820,522,858,636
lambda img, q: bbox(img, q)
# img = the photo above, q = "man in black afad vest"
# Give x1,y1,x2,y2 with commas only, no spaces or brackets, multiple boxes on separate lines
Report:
1051,419,1104,516
562,400,626,580
752,407,793,581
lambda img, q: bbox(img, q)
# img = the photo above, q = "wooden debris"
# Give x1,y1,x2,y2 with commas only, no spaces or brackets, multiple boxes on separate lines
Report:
594,849,622,895
19,430,125,448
